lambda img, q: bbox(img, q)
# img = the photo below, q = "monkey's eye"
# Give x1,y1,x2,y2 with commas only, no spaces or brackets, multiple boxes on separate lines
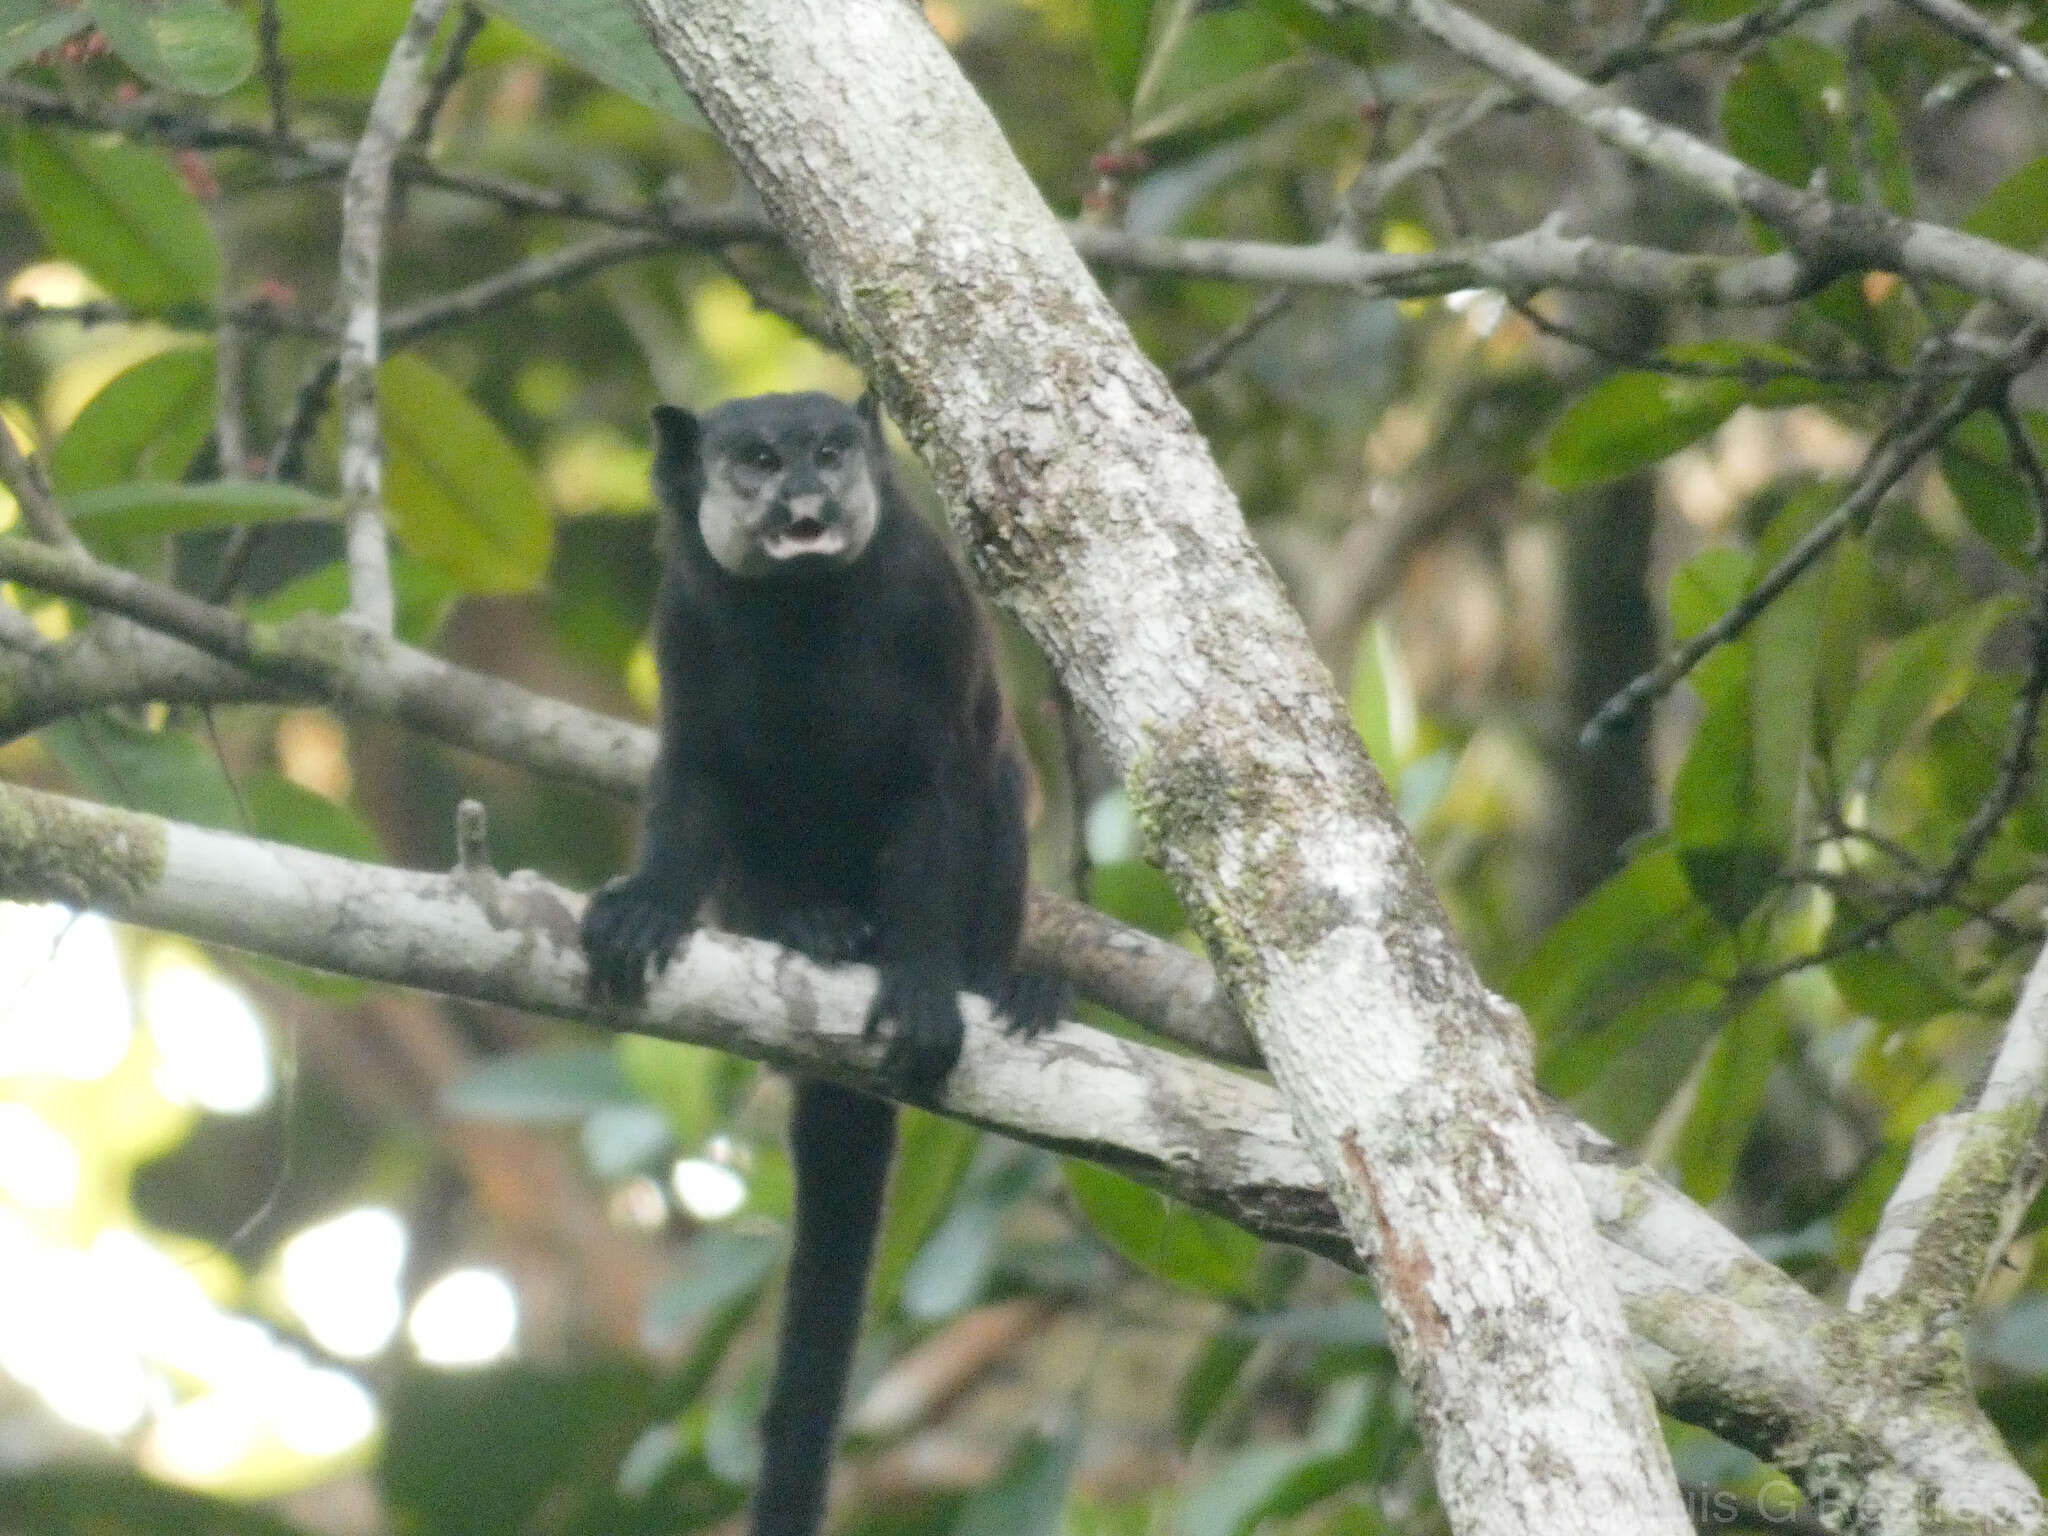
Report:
738,443,780,473
815,441,845,468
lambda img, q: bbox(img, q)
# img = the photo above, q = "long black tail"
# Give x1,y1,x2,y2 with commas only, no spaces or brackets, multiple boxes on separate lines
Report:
751,1078,898,1536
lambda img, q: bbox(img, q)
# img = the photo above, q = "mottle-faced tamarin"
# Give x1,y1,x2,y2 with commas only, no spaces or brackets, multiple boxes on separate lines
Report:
582,390,1062,1536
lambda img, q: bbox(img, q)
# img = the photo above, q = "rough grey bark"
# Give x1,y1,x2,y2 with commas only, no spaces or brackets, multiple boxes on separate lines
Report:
630,4,1687,1531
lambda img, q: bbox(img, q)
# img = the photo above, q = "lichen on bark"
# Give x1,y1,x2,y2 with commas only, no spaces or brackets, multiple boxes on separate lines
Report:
0,781,166,909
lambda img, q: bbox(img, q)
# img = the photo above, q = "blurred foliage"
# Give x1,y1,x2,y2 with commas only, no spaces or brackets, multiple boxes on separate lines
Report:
0,0,2045,1530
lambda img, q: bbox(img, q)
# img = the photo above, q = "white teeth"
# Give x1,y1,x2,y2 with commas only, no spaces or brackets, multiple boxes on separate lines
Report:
763,524,849,559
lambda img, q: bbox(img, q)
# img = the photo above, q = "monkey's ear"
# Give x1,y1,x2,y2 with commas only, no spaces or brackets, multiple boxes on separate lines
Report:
650,404,700,469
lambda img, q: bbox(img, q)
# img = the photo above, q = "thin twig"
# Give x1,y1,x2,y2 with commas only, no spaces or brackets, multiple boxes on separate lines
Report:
0,419,82,553
337,0,456,633
406,1,487,151
1170,289,1296,390
257,0,290,140
1582,329,2048,744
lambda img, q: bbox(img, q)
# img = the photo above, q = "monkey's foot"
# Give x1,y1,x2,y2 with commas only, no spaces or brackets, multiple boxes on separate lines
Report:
581,875,692,1005
865,967,965,1102
987,970,1066,1039
770,904,877,966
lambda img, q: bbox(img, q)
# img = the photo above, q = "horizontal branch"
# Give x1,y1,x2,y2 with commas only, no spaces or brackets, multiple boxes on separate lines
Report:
1325,0,2048,326
1070,219,1820,307
2,776,2037,1530
0,534,652,799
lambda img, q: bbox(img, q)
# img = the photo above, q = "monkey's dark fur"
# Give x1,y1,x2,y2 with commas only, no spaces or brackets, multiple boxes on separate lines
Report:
582,391,1061,1536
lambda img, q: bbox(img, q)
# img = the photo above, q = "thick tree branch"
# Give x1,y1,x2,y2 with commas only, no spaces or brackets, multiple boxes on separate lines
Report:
0,779,2038,1533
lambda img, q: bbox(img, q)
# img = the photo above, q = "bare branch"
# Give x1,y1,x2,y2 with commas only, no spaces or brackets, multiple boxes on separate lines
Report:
338,0,455,633
1071,219,1821,307
1321,0,2048,325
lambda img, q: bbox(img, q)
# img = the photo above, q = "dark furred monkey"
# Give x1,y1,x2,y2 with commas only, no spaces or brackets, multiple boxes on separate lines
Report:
582,391,1062,1536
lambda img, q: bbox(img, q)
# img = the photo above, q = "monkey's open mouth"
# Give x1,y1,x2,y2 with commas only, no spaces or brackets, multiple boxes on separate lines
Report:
763,518,849,559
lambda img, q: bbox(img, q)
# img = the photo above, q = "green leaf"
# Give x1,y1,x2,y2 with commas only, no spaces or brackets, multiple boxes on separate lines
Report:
88,0,255,95
42,713,244,827
1723,38,1843,194
1658,340,1842,409
1513,843,1702,1043
1673,989,1791,1201
0,1467,323,1536
1132,4,1306,144
616,1034,725,1151
479,0,704,125
51,344,216,495
62,480,335,551
1537,372,1743,489
13,129,219,308
1832,598,2016,781
0,0,92,75
1066,1161,1261,1299
1249,0,1377,64
1174,1382,1381,1536
379,353,554,593
249,554,460,646
948,1427,1082,1536
1347,618,1407,794
245,773,380,861
1939,409,2041,567
1088,857,1186,936
1087,0,1154,106
1963,157,2048,252
444,1045,637,1122
1671,677,1782,926
1667,546,1753,642
1829,948,1970,1027
870,1110,979,1318
1176,1332,1257,1450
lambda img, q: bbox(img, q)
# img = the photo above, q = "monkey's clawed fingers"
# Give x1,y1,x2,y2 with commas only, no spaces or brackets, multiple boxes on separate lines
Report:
865,967,965,1103
987,970,1066,1040
581,876,692,1006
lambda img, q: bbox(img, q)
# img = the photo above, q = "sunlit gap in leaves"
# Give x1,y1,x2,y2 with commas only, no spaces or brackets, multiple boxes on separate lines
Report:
408,1267,519,1367
0,901,375,1489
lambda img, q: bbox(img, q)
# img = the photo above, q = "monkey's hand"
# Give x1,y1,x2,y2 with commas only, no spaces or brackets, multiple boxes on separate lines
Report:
582,874,694,1005
865,966,965,1103
987,970,1066,1040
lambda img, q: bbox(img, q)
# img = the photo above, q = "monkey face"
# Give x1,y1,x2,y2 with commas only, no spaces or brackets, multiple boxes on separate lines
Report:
654,394,883,579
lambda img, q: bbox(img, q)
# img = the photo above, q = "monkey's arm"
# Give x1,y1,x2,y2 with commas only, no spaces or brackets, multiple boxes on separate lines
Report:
582,747,726,1004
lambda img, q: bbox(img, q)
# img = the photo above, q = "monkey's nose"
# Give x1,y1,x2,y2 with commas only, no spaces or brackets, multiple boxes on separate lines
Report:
785,493,829,525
